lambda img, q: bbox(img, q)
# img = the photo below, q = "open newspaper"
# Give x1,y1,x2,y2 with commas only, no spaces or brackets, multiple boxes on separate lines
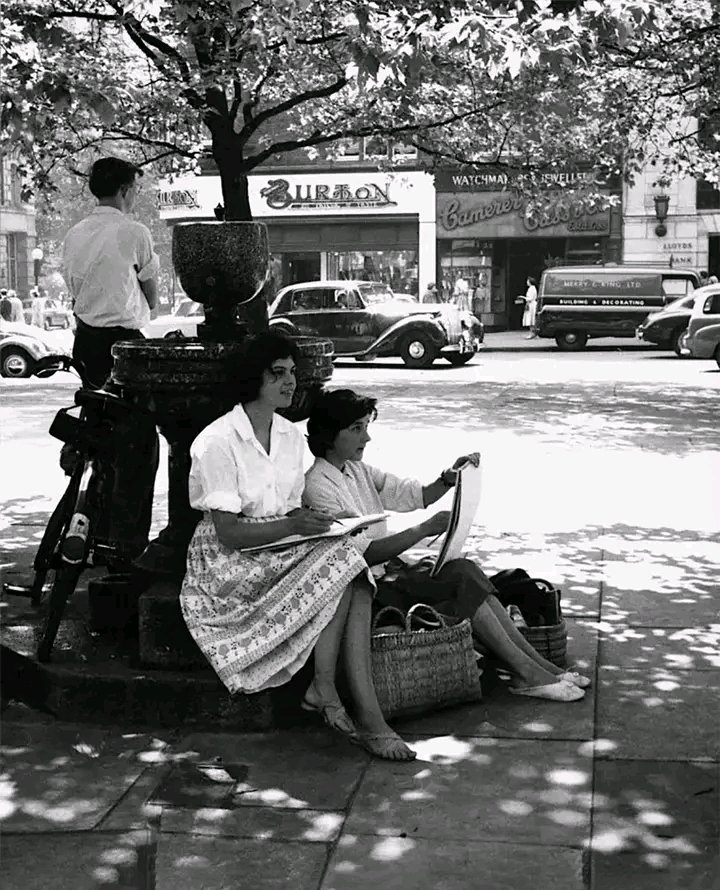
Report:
431,460,483,576
239,513,387,554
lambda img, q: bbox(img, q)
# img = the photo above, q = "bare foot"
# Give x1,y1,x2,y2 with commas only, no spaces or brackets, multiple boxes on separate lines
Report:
353,732,416,761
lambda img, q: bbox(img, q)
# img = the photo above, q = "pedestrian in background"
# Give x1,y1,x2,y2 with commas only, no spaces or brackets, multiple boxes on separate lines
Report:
7,289,24,323
422,282,439,303
523,276,538,339
708,274,719,284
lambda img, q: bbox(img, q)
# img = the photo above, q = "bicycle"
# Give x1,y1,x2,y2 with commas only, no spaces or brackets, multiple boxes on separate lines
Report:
3,356,144,662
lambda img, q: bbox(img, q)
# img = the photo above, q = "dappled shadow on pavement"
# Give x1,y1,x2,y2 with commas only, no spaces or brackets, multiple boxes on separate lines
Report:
363,380,719,455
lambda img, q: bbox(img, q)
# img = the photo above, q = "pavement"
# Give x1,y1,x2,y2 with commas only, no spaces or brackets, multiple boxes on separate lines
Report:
1,336,719,889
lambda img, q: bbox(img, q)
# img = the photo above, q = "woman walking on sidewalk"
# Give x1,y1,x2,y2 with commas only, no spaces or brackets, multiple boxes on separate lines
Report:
523,276,538,338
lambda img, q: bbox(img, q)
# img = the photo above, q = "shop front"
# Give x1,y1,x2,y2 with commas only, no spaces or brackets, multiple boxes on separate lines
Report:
158,170,435,299
435,168,621,329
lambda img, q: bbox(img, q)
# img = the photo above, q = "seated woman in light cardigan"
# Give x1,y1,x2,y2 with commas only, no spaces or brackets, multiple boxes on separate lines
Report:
180,335,415,761
303,389,589,702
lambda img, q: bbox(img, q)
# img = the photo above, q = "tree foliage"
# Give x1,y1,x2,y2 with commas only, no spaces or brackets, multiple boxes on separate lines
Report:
1,1,718,220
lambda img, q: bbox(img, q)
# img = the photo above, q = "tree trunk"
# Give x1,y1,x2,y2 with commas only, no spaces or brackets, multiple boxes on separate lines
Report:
216,155,253,221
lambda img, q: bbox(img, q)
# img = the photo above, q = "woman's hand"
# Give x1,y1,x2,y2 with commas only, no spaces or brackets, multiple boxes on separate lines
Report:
421,510,451,538
452,452,480,471
287,507,336,536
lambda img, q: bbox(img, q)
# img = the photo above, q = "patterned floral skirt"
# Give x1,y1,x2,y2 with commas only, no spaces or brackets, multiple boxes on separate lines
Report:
180,516,370,694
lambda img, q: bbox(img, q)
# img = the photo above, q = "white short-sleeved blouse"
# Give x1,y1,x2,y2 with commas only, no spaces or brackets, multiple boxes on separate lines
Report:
188,404,305,517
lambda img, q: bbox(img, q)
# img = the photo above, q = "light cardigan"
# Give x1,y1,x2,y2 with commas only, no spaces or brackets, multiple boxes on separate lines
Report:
303,457,425,572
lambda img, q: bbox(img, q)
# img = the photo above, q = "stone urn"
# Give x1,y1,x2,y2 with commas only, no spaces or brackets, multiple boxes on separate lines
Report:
111,219,334,584
173,221,270,338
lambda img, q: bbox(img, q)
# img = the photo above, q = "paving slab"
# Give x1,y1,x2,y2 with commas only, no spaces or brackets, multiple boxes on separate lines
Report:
161,805,344,842
598,625,720,672
591,761,720,875
162,730,368,810
345,737,592,847
322,836,585,890
0,722,170,832
595,669,720,761
601,584,719,628
395,620,597,741
0,830,155,890
99,764,170,830
154,834,328,890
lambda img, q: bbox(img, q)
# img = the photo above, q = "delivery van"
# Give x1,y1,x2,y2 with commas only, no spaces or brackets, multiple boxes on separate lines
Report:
536,265,701,350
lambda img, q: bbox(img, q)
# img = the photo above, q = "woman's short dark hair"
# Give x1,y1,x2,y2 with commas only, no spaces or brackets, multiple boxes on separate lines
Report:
527,276,537,286
89,157,143,199
306,389,378,458
228,331,300,404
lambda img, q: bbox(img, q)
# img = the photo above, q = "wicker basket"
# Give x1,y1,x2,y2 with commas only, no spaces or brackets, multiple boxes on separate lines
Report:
371,604,483,720
520,618,567,667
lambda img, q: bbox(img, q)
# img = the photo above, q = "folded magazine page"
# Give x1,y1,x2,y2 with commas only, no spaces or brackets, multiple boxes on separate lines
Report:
239,513,387,553
431,461,483,576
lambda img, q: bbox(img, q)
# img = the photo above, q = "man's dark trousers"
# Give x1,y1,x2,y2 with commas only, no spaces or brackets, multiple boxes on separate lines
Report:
73,318,159,560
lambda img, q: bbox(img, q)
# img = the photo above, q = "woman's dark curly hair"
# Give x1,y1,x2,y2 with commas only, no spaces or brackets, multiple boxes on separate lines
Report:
306,389,378,458
227,331,300,404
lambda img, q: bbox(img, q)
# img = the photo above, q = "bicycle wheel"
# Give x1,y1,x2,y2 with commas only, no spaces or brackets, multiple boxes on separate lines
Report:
29,472,81,605
36,564,84,663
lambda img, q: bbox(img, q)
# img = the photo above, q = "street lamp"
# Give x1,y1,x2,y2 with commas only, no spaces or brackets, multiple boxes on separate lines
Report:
31,246,44,286
653,194,670,237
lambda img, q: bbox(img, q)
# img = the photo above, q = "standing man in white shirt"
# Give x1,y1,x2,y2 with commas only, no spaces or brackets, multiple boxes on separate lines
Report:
62,157,160,564
64,157,160,387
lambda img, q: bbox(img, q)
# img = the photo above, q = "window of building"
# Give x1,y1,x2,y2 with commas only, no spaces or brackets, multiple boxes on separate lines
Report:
697,178,720,211
2,234,18,290
392,142,418,161
334,139,361,162
363,136,389,160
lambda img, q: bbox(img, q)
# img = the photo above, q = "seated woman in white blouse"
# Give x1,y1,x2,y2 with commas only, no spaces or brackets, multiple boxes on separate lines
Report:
304,389,589,702
180,333,415,761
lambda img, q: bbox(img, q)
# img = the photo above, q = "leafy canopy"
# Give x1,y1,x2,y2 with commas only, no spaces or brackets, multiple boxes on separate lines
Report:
1,1,718,218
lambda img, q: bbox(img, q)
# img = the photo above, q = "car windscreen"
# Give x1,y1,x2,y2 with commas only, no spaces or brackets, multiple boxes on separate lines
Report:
542,271,662,297
357,283,395,304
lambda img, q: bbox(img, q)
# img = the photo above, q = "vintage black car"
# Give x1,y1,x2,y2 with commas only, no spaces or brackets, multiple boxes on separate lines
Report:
636,294,695,354
268,280,483,368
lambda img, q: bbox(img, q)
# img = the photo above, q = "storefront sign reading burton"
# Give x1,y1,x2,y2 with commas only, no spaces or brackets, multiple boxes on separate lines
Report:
437,191,611,239
259,178,397,211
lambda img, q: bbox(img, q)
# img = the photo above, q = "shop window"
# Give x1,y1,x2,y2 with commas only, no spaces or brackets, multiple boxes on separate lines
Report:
327,249,418,297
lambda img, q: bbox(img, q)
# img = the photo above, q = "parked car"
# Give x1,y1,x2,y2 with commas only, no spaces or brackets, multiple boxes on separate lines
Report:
142,298,204,338
0,321,72,378
679,284,720,366
268,280,483,368
536,265,700,350
636,293,696,354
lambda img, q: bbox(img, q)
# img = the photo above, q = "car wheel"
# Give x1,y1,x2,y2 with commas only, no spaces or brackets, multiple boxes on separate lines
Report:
555,331,588,351
164,330,186,339
670,327,686,356
445,352,474,366
1,348,35,378
400,332,438,368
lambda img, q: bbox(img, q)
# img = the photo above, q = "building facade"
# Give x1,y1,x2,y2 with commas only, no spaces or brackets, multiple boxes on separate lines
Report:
434,167,623,329
0,154,36,297
623,170,720,277
159,163,435,299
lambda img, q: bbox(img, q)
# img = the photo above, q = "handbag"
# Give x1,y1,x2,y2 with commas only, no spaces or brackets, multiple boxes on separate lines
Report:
490,569,567,667
371,603,483,720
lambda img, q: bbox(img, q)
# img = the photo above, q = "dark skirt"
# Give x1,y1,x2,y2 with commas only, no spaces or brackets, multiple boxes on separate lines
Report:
375,556,494,621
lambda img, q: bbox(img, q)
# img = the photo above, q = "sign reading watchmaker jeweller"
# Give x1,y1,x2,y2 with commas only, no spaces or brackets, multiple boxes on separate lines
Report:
436,190,611,239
